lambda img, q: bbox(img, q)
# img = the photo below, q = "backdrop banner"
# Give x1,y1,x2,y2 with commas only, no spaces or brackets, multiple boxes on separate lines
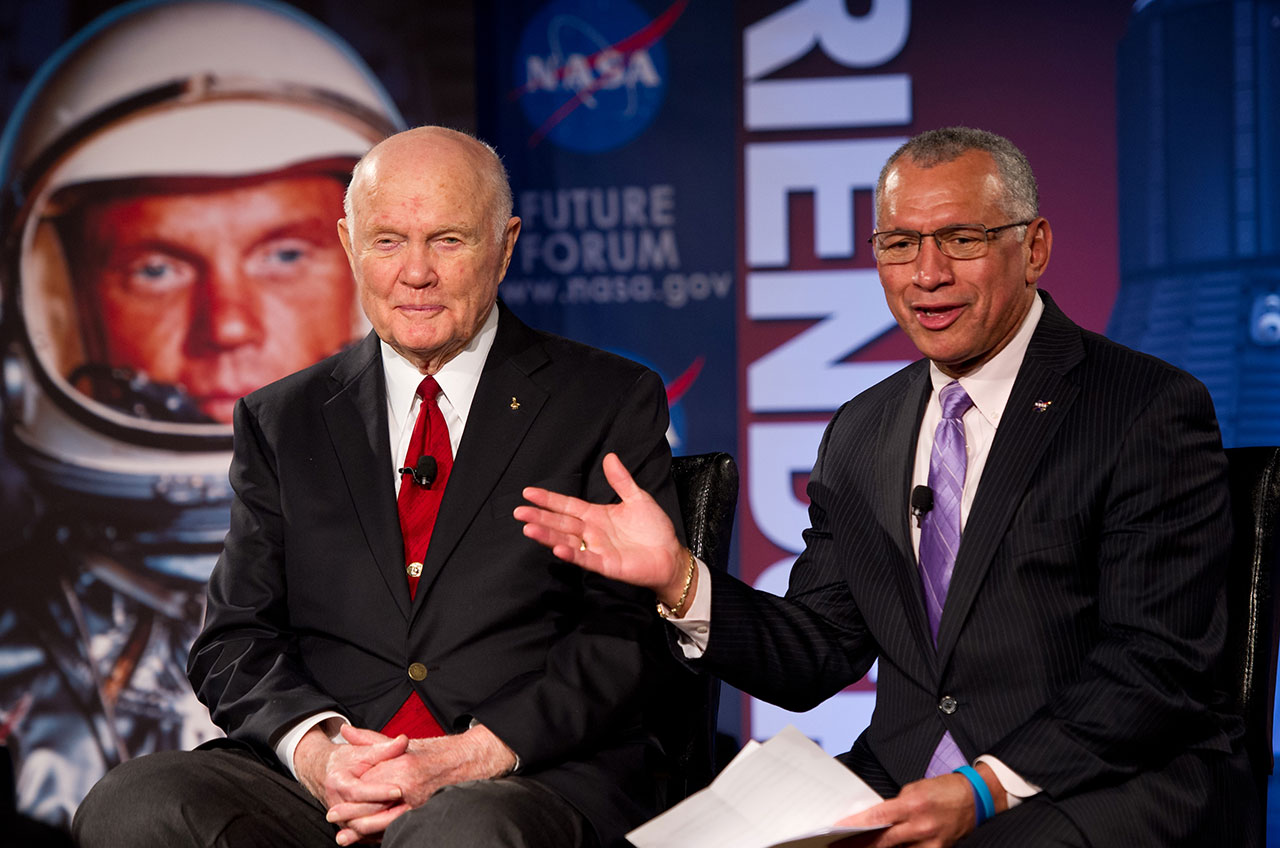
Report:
476,0,738,462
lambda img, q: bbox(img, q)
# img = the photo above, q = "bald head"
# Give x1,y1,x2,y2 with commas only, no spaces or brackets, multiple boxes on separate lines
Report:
335,125,522,374
344,126,514,244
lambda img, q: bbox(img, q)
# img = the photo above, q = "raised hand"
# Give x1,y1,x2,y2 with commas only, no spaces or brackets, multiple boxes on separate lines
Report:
515,452,692,607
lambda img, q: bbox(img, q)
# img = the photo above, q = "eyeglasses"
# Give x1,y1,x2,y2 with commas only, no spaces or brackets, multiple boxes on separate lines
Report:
867,220,1035,264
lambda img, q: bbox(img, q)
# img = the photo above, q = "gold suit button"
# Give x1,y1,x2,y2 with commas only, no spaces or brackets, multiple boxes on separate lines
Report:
408,662,428,681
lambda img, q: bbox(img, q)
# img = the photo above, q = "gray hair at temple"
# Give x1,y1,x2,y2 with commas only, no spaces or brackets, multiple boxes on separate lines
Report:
342,126,514,244
876,127,1040,225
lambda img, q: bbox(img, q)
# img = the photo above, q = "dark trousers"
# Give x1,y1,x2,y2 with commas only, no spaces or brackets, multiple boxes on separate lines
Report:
72,747,597,848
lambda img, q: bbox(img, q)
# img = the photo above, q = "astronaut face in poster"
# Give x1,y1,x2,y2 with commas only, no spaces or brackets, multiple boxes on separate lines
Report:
52,169,358,424
0,0,403,829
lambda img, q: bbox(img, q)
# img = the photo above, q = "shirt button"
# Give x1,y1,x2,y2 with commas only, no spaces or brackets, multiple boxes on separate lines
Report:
408,662,428,681
939,695,958,715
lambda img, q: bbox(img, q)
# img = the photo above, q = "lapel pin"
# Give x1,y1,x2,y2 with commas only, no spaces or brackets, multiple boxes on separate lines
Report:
510,397,520,410
1033,400,1053,413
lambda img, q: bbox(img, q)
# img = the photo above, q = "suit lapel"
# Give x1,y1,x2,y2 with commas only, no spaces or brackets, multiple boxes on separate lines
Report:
875,362,937,666
320,333,412,620
410,304,549,611
934,294,1085,662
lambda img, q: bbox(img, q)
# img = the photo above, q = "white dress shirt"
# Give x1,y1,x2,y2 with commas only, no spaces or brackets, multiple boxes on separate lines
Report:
273,306,499,775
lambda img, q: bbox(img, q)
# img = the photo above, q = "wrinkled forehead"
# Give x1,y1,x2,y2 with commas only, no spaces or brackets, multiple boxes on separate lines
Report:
350,163,501,241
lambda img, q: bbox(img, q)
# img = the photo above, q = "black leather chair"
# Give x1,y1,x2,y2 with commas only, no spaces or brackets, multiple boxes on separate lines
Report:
646,451,738,810
1224,445,1280,839
671,452,738,579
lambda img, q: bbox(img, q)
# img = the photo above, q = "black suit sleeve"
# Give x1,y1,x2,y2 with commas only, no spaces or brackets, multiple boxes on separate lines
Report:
189,396,346,748
698,409,880,710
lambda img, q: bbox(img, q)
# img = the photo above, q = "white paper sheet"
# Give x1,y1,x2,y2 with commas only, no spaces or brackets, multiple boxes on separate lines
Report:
627,725,885,848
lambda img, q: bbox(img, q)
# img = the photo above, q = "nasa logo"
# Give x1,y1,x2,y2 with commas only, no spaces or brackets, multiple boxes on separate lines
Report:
513,0,684,152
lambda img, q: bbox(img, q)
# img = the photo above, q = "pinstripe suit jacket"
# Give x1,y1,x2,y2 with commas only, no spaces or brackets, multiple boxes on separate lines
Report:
702,293,1250,845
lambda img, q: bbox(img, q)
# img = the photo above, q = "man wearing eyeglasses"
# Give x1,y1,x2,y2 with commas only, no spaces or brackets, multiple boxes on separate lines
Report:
518,127,1254,847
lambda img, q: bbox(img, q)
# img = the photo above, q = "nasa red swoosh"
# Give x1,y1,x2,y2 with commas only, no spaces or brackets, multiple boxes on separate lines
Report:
665,354,703,406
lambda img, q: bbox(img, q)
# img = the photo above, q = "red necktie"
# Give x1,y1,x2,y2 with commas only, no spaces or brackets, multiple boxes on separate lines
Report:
383,375,453,739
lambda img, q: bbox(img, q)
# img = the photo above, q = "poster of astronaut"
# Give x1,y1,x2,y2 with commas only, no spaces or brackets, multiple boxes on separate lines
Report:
0,0,405,828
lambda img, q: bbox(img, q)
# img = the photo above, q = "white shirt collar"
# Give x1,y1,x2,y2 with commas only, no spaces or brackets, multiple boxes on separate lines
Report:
381,303,500,428
929,291,1044,428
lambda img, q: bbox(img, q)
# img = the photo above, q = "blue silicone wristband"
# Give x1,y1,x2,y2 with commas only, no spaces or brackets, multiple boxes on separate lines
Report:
953,765,996,825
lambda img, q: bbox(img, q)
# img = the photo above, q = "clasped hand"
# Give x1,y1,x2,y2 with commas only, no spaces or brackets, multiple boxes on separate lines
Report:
297,723,516,845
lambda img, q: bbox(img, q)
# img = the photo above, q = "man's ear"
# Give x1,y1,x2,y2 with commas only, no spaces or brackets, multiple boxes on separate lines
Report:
337,218,355,267
497,217,522,281
1025,217,1052,284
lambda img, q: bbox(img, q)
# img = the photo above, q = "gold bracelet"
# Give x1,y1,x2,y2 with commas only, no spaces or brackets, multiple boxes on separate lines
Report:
656,550,696,619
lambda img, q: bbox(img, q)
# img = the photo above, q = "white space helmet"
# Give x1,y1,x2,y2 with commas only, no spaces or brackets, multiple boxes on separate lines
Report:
0,0,403,525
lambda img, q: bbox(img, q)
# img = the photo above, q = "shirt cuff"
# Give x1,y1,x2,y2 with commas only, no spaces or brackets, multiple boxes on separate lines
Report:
974,754,1041,810
275,711,349,778
667,558,712,658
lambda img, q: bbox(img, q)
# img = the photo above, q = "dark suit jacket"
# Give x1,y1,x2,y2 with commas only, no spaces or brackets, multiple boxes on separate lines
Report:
188,302,681,845
700,293,1251,846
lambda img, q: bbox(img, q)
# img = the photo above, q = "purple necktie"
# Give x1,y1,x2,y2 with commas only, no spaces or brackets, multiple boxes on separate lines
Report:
919,380,973,777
